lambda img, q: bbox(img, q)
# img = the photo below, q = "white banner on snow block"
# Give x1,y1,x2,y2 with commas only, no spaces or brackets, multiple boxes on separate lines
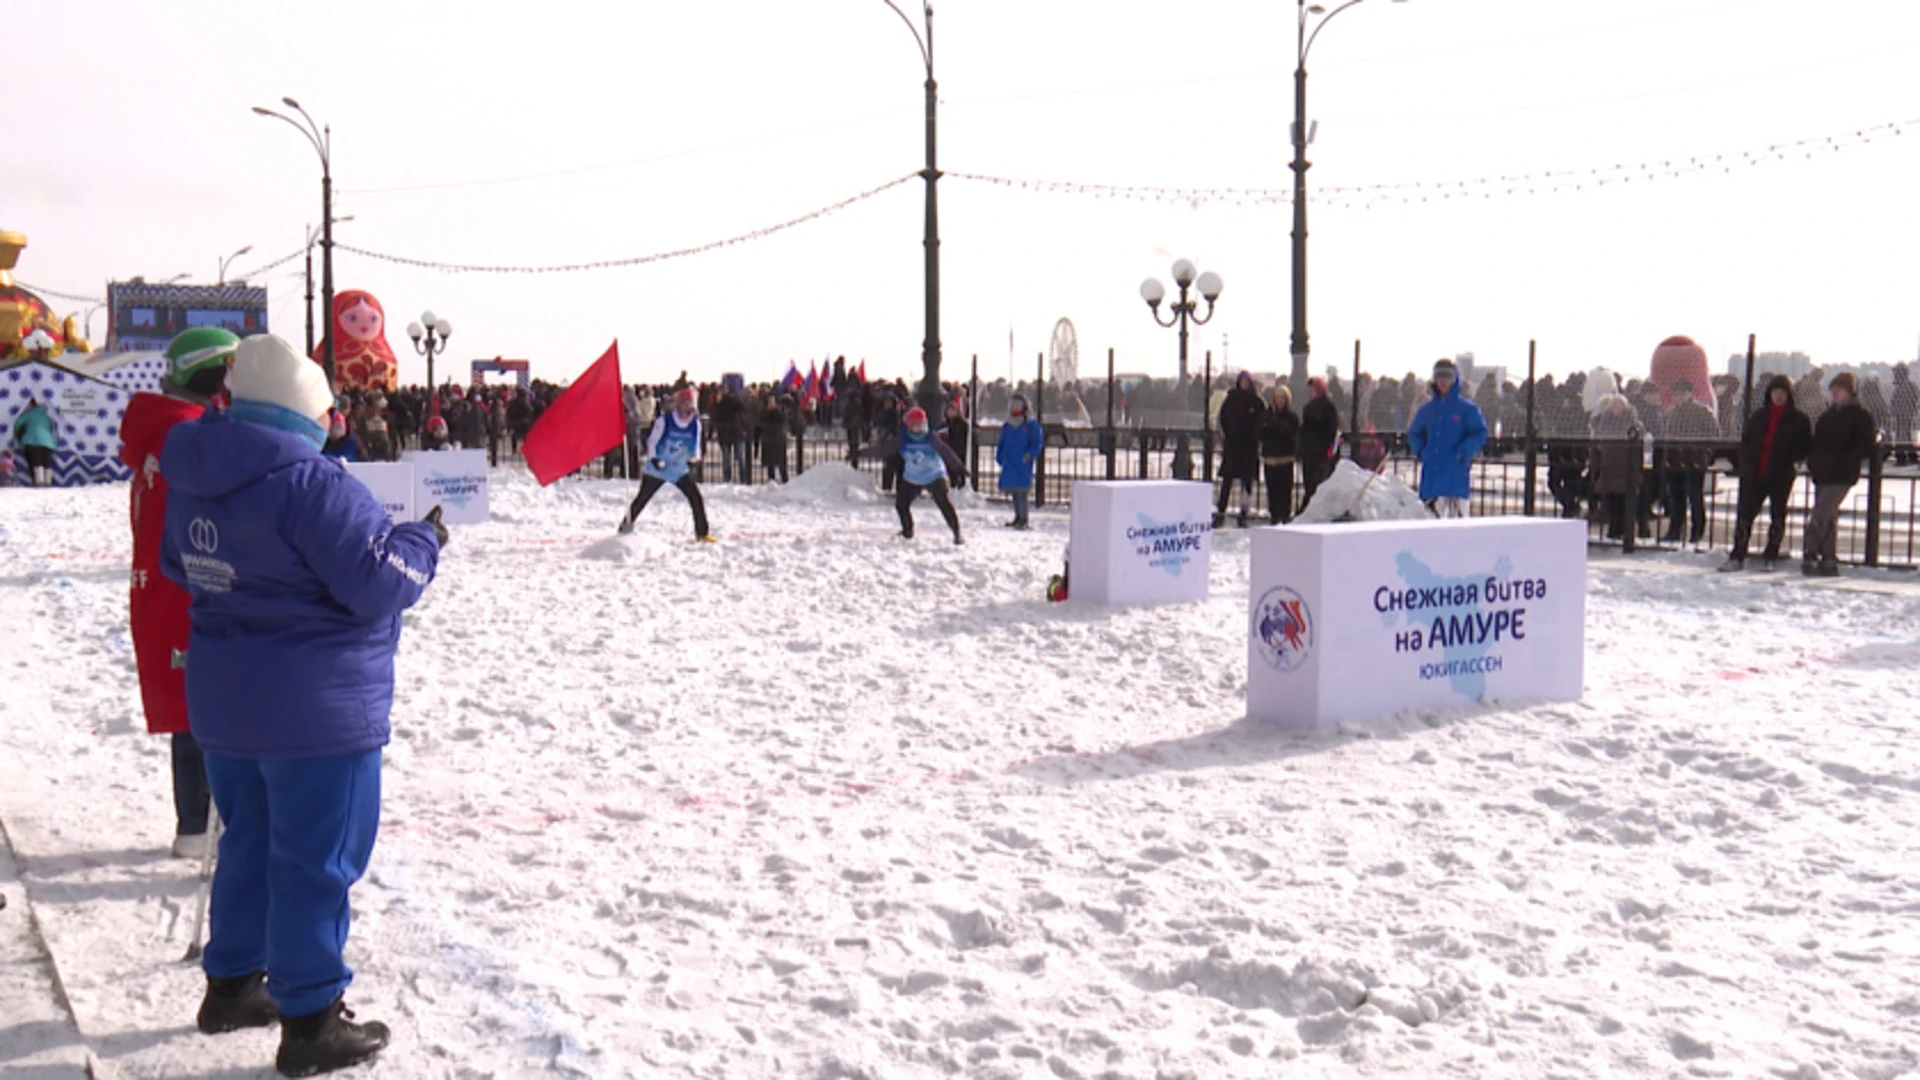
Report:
1248,517,1586,729
1068,480,1214,606
401,449,490,525
343,462,417,523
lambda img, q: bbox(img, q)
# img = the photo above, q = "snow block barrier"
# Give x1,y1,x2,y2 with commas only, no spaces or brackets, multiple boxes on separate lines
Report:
1069,480,1213,606
1248,517,1586,728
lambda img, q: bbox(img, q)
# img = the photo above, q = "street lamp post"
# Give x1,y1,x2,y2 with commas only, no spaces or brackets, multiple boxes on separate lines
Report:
881,0,943,414
216,245,253,286
1289,0,1406,396
407,312,454,418
303,217,352,358
254,97,334,385
1140,259,1224,479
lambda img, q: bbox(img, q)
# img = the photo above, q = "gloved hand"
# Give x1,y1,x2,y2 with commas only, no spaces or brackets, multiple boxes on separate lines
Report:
651,458,667,471
424,505,449,549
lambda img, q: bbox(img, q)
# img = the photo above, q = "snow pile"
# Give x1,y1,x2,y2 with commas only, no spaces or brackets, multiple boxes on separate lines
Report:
3,476,1920,1079
751,461,880,506
1294,459,1431,523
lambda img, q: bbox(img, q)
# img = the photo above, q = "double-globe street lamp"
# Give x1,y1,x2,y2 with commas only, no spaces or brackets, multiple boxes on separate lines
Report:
407,312,454,417
1140,259,1224,479
880,0,943,413
1288,0,1406,395
253,97,335,385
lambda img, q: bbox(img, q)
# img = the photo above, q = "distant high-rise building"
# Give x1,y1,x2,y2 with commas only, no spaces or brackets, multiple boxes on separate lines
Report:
1727,351,1813,380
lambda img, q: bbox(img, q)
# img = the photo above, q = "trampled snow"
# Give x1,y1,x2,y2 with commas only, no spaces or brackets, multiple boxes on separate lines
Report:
1,471,1917,1079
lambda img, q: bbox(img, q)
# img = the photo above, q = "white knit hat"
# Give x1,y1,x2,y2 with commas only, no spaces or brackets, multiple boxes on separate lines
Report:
228,334,334,421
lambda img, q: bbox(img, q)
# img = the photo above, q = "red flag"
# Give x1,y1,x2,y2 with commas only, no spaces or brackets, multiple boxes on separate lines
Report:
857,361,867,385
523,342,626,487
803,363,819,407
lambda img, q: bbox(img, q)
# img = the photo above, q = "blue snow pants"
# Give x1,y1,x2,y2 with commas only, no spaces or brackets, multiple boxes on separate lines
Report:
201,749,382,1019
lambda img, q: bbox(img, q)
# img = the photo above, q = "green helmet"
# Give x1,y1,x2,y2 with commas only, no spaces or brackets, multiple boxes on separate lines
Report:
165,328,241,387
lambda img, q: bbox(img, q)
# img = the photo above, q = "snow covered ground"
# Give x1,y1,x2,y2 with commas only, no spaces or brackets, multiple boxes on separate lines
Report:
1,468,1918,1080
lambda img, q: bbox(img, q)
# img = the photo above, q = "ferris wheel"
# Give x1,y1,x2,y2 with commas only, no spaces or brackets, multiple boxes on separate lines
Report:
1049,318,1079,384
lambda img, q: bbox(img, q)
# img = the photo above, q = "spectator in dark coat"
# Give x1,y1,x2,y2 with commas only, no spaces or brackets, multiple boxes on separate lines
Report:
1659,379,1719,546
1589,393,1641,541
1213,373,1266,528
1801,373,1878,576
1259,386,1301,524
757,392,790,483
1298,377,1340,510
1891,365,1917,447
942,401,971,490
711,391,749,484
1722,374,1812,570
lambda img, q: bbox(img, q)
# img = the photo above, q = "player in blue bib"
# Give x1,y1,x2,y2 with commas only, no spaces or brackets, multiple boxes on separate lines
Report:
619,388,714,541
867,407,967,544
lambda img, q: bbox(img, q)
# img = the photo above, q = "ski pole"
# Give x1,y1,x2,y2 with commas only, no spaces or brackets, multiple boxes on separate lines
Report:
183,808,223,963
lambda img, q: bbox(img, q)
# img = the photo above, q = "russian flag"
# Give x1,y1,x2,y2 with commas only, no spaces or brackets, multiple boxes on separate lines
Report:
780,362,802,393
802,362,819,407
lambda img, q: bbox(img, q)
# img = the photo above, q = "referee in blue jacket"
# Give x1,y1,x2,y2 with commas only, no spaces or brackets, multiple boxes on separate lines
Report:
160,334,444,1077
1406,358,1490,519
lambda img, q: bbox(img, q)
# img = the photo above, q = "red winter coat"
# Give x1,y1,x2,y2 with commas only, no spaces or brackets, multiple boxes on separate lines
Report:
119,393,205,736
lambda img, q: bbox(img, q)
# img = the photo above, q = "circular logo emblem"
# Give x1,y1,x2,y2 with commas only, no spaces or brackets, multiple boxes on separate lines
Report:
188,518,220,554
1253,586,1314,672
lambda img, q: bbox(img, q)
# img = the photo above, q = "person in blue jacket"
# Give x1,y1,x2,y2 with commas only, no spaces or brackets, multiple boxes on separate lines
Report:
995,394,1044,529
867,406,967,544
10,395,59,487
1406,358,1490,518
320,413,359,461
159,334,443,1078
619,387,714,541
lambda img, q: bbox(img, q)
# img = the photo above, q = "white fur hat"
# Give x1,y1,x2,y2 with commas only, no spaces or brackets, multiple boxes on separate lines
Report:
228,335,334,421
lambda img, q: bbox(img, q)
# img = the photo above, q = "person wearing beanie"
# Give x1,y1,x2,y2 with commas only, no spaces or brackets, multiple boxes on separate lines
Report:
1722,374,1812,571
1298,376,1341,510
421,414,451,452
118,327,239,859
320,412,359,462
9,394,58,487
1800,372,1879,576
620,387,714,540
1406,359,1490,518
865,405,968,543
995,394,1043,529
159,333,442,1076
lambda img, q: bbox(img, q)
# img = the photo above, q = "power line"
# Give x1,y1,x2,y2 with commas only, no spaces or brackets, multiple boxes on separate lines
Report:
333,174,916,274
13,281,103,305
950,118,1913,209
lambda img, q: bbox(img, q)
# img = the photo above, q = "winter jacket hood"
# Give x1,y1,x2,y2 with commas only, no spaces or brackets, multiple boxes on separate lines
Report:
164,410,319,501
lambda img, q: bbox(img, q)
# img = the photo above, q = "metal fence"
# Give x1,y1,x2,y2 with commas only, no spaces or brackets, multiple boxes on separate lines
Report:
669,423,1918,570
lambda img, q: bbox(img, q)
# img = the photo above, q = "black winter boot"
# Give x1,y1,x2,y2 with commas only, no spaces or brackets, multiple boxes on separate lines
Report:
275,997,390,1077
197,970,279,1034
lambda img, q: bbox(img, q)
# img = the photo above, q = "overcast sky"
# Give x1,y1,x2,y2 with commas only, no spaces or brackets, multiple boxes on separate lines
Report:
12,0,1919,387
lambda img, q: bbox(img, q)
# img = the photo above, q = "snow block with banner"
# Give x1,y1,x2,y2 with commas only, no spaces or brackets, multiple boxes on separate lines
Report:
343,462,417,523
1248,518,1585,729
401,449,489,525
1068,480,1213,606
